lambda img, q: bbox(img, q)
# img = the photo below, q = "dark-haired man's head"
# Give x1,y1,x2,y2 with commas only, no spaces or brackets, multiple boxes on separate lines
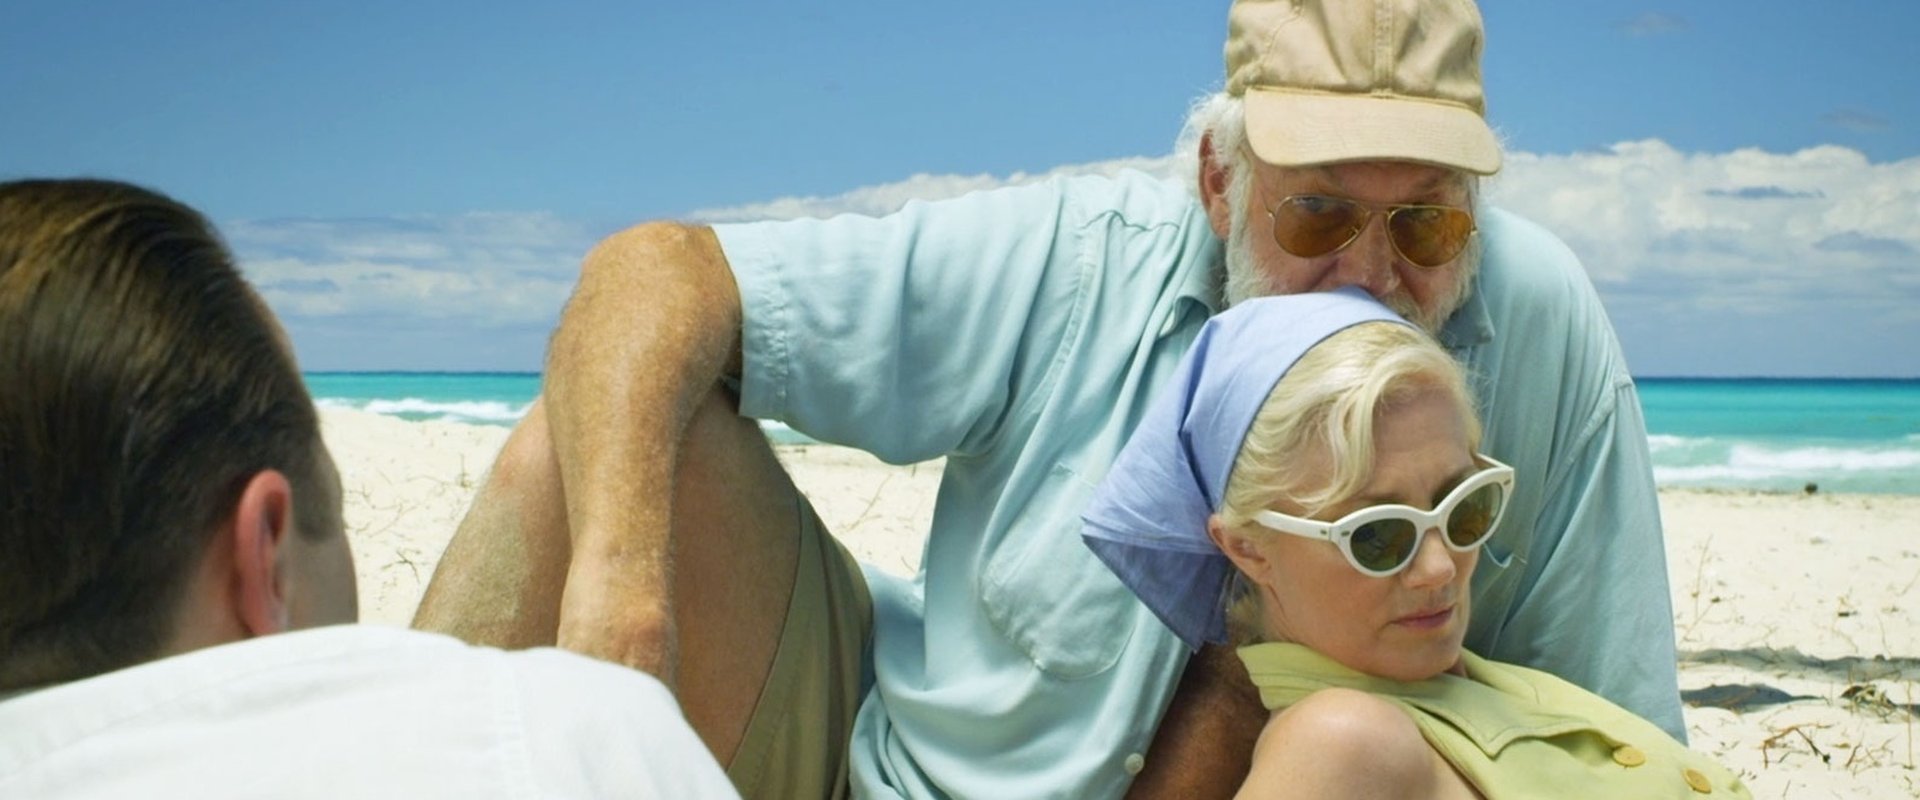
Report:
0,178,356,692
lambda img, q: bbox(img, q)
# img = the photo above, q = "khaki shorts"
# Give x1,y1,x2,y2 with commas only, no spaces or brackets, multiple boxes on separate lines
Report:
724,501,873,800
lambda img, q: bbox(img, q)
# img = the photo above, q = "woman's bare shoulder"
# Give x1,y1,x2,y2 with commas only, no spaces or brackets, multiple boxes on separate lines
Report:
1236,687,1473,799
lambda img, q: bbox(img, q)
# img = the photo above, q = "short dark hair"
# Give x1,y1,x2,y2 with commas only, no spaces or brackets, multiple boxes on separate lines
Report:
0,178,336,690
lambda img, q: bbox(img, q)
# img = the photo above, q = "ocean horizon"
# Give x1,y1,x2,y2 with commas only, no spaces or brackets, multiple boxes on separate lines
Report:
305,373,1920,496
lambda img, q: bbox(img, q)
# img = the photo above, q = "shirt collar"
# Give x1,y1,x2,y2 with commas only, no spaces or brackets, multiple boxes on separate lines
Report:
0,685,48,703
1238,643,1611,758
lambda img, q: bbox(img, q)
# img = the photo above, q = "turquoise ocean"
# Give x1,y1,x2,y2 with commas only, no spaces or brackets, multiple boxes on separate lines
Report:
306,374,1920,496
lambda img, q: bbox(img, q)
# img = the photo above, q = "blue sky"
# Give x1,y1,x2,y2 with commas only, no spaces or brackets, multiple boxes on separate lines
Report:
4,1,1917,376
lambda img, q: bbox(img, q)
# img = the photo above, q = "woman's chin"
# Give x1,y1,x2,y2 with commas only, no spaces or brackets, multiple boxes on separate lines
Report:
1358,642,1466,682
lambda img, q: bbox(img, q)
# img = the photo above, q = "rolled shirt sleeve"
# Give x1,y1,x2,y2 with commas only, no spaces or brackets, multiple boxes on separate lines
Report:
716,179,1089,465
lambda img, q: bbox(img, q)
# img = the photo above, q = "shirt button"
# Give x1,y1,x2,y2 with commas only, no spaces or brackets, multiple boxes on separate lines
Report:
1683,767,1713,793
1611,745,1646,767
1124,753,1146,775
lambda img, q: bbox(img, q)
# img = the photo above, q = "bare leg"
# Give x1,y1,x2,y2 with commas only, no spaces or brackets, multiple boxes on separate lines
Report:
414,390,803,766
414,399,571,648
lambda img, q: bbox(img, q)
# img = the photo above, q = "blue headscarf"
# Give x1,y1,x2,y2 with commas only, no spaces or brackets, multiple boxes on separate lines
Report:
1080,288,1411,650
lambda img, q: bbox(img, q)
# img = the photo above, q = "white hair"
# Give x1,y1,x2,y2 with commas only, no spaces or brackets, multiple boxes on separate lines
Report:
1174,92,1485,331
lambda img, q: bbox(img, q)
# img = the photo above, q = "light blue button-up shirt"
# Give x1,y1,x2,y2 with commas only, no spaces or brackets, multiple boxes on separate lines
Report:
715,170,1680,799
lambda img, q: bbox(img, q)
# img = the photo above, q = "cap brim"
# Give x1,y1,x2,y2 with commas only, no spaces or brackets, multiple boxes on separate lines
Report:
1243,87,1502,175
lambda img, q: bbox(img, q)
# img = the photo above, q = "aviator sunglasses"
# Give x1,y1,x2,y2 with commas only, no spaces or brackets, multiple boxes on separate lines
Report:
1251,456,1513,578
1266,194,1477,268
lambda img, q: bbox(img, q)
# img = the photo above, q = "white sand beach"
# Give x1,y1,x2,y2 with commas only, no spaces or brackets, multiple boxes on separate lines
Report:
324,408,1920,798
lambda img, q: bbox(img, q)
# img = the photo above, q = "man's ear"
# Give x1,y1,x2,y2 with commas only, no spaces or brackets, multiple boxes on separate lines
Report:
1207,514,1271,584
229,469,296,637
1197,131,1235,240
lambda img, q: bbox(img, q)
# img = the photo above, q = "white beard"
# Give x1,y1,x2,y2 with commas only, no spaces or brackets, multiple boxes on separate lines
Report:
1220,214,1277,308
1221,218,1461,335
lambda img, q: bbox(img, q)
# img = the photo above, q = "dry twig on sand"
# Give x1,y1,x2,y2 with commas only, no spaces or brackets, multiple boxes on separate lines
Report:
1760,723,1831,768
1681,531,1719,642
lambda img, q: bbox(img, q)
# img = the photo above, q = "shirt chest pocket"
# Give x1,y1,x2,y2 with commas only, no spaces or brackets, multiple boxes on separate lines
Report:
979,463,1138,680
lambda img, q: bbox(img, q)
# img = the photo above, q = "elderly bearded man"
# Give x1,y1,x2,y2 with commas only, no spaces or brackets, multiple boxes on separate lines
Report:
416,1,1682,797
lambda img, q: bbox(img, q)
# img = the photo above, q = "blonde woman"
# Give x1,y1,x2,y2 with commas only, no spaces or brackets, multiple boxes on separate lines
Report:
1083,289,1747,798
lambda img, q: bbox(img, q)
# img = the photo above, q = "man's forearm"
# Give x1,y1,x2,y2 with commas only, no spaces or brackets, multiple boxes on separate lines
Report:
543,222,743,682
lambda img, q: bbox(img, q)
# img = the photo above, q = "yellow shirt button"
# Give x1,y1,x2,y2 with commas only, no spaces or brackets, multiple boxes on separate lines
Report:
1683,767,1713,793
1611,745,1646,767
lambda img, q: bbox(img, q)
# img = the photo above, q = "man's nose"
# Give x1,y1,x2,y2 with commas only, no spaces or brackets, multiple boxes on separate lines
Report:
1327,213,1401,299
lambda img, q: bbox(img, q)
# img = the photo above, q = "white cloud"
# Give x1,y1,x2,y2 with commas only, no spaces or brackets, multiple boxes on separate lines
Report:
1485,140,1920,322
684,155,1183,223
1617,12,1687,37
247,257,574,322
683,138,1920,323
226,212,597,328
1822,109,1893,134
243,140,1920,374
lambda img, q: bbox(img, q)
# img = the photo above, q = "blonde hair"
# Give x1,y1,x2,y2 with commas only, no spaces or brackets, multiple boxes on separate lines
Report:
1216,321,1480,643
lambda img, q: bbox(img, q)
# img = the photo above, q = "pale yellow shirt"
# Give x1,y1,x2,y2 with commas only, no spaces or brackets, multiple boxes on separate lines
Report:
1239,643,1749,799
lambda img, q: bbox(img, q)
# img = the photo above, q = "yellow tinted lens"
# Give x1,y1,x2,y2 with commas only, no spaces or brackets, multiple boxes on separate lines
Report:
1388,206,1474,267
1275,196,1365,258
1445,482,1503,547
1349,518,1419,573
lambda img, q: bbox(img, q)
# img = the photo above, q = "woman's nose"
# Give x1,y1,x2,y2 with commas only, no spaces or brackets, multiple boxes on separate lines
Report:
1401,527,1458,588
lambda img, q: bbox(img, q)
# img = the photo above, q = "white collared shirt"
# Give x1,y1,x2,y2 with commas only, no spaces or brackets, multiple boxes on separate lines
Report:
0,625,738,799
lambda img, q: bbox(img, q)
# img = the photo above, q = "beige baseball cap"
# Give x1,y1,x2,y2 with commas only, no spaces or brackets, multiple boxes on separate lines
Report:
1225,0,1502,175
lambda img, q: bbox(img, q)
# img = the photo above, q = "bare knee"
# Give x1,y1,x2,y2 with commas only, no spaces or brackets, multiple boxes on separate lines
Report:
485,398,562,498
